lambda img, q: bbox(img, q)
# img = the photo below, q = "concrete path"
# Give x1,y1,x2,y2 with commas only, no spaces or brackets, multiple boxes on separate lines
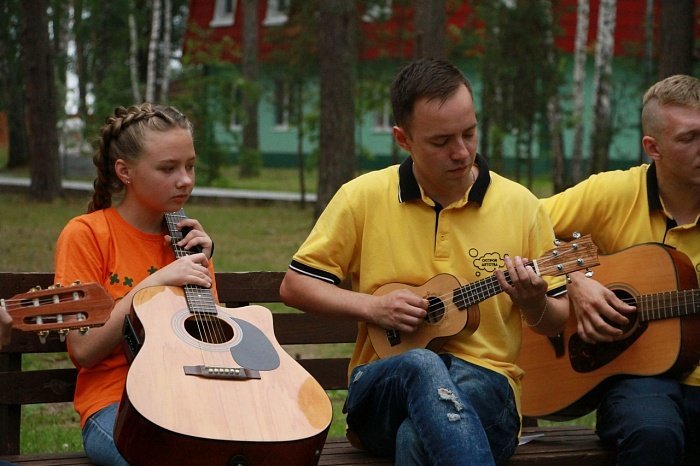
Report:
0,175,316,204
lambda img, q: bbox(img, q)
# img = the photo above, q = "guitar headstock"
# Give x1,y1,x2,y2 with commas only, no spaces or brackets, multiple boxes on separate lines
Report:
535,233,600,277
4,282,113,342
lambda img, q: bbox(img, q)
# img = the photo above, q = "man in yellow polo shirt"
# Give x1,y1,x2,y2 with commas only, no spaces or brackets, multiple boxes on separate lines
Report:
542,74,700,465
280,58,569,465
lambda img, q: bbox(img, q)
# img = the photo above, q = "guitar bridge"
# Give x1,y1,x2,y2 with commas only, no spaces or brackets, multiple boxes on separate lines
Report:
183,365,261,380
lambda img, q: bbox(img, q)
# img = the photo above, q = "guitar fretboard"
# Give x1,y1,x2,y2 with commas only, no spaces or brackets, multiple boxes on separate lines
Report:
639,289,700,322
452,262,533,309
164,210,218,315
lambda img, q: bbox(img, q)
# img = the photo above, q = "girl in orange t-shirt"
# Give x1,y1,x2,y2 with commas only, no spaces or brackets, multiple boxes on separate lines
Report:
54,104,216,466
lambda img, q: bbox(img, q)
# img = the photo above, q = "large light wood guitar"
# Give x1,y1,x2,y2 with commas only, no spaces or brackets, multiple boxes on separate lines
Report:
518,243,700,420
114,210,332,466
4,282,112,342
368,235,599,358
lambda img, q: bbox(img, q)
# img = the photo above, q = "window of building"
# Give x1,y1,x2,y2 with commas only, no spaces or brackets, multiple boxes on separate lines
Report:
263,0,289,26
210,0,236,27
362,0,392,22
273,79,292,130
373,102,393,133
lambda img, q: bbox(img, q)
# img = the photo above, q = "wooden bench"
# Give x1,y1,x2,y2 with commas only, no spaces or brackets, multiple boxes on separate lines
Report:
0,271,614,465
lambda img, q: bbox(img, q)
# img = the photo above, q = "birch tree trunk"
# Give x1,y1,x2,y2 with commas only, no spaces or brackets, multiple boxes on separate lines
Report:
589,0,617,175
129,6,142,103
571,0,589,184
146,0,162,103
159,0,172,102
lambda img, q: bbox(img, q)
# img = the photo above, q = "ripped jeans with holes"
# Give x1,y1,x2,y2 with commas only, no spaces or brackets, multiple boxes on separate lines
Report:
345,349,519,466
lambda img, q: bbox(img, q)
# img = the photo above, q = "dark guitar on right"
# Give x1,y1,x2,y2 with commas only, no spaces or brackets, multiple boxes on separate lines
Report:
517,242,700,421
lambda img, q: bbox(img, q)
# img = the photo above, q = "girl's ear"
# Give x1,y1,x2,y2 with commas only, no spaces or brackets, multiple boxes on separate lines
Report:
114,159,131,185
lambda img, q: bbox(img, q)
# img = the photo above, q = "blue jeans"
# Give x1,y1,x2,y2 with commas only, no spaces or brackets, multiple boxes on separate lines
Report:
345,349,519,465
596,376,700,466
82,402,130,466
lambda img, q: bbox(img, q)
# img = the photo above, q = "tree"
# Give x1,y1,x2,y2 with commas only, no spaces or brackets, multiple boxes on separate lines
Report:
658,0,694,78
146,0,162,102
570,0,589,185
19,0,61,201
589,0,617,175
239,0,261,178
317,0,357,218
414,0,446,59
0,1,29,170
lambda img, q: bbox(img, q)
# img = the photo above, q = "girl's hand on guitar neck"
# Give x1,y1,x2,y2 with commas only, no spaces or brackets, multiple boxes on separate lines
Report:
148,253,213,289
166,217,214,259
566,271,636,344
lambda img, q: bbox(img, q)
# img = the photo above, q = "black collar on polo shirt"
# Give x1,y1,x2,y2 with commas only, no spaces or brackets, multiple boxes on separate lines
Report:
398,153,491,205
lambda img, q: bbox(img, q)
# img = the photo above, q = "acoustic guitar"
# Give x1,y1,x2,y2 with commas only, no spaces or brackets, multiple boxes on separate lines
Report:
368,235,599,358
4,282,112,343
518,243,700,420
114,209,333,466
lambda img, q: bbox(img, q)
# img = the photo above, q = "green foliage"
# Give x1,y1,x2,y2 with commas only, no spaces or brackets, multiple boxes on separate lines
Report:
238,146,262,178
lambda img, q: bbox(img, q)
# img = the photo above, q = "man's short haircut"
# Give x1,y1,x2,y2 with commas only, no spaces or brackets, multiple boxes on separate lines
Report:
642,74,700,134
390,58,473,133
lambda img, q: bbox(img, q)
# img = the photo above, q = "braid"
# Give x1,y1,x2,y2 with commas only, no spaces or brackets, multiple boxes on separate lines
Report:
87,103,192,213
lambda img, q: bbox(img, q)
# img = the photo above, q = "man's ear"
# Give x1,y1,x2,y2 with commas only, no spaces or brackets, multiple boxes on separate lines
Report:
393,125,411,152
642,135,661,162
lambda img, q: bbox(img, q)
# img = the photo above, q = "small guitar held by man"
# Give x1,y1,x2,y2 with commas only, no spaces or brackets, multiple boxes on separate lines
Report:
368,234,599,358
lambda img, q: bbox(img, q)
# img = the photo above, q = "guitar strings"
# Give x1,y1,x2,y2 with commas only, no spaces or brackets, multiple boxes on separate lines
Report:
166,213,230,356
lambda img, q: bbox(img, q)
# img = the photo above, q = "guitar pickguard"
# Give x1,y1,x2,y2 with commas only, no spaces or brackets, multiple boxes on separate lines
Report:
229,317,280,371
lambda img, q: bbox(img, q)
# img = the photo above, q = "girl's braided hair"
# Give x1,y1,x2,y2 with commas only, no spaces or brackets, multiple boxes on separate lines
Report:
88,103,192,213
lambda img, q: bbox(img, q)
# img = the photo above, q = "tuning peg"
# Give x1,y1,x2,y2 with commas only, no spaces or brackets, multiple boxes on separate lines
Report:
79,327,90,335
38,330,49,344
572,231,581,239
30,285,42,292
585,269,594,278
553,238,561,246
58,328,69,342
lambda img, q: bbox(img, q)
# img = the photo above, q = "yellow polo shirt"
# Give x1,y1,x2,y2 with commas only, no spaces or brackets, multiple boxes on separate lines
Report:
290,155,561,411
542,163,700,386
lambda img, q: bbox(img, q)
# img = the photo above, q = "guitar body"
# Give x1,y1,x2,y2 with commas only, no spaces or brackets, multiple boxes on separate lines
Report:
518,243,700,420
114,285,332,466
368,274,480,358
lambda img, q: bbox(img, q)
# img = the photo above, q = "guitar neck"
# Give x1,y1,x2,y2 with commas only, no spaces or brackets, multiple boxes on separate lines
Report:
454,260,536,308
164,210,218,315
639,289,700,322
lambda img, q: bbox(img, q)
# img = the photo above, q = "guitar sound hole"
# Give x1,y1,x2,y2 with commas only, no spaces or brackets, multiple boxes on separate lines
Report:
183,315,235,344
425,296,445,324
604,289,638,334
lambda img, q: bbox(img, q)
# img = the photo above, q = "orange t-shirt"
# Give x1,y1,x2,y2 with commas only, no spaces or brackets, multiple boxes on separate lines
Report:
54,207,217,427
